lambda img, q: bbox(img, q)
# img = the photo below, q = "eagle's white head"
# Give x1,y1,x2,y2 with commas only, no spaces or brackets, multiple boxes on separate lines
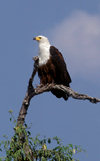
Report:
33,35,50,46
33,35,51,66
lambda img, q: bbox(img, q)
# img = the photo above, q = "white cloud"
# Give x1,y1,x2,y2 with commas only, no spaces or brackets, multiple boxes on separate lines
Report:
51,11,100,79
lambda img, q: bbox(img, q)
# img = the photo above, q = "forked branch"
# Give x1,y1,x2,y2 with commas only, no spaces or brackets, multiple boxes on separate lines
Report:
17,58,100,126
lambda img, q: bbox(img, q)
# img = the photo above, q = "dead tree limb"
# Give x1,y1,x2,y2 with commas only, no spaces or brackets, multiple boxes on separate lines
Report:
17,57,100,126
17,61,38,126
31,84,100,103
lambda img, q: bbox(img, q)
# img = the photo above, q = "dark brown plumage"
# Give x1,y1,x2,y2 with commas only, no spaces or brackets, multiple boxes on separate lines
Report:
38,46,71,100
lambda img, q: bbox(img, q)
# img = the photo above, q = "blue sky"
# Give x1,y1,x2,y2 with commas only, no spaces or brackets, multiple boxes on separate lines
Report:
0,0,100,160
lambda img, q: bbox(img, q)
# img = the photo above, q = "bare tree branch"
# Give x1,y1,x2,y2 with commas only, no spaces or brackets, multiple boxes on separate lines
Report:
32,84,100,103
17,59,100,126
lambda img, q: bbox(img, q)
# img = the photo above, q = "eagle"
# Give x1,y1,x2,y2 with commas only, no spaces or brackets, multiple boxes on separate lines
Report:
33,35,71,100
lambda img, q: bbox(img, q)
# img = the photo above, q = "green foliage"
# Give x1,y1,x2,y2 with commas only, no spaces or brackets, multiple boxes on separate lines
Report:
0,112,84,161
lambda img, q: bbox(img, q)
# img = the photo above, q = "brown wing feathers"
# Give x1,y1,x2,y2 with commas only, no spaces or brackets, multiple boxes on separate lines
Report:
50,46,71,86
37,45,71,100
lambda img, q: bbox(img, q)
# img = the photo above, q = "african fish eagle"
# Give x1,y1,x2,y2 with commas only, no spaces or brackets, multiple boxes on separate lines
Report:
33,35,71,100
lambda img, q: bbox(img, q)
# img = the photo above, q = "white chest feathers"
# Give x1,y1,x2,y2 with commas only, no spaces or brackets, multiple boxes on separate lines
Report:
38,43,51,66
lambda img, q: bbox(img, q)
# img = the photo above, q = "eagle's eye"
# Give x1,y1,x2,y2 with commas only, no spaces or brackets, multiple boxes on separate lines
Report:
38,37,42,39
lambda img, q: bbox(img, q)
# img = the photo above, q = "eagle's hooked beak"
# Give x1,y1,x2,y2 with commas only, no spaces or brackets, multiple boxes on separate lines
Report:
33,36,41,41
